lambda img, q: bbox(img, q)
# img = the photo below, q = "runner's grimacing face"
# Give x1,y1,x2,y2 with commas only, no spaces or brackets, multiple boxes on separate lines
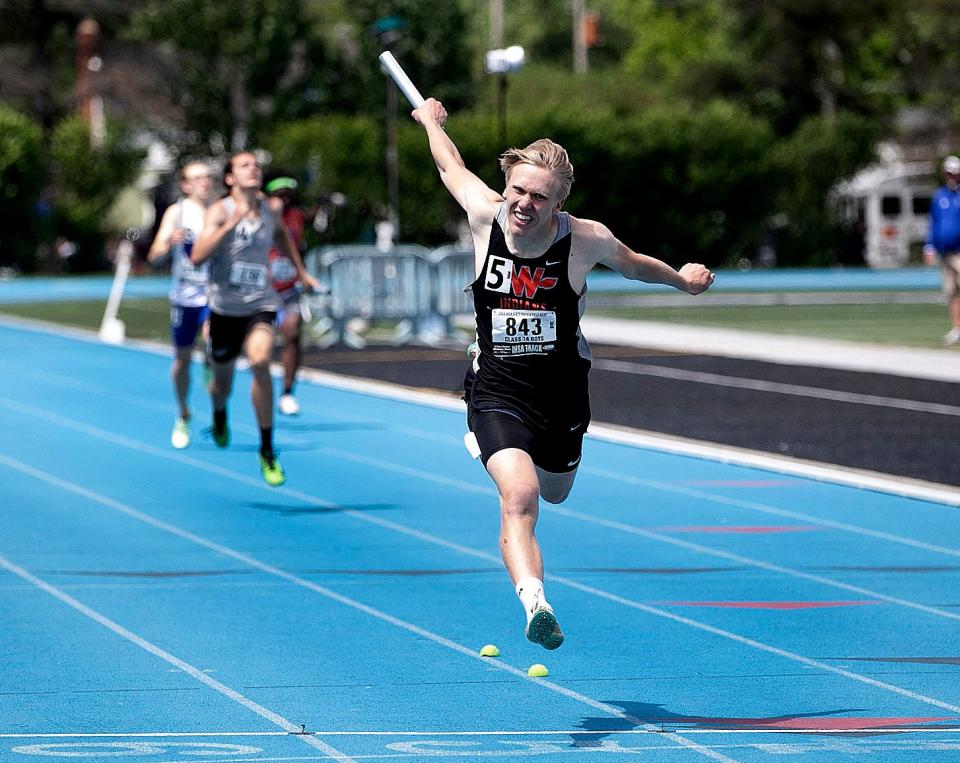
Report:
504,164,562,237
230,154,262,190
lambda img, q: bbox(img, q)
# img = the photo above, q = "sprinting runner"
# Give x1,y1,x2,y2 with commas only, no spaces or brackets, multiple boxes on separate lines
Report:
265,175,307,416
192,151,318,486
411,97,715,649
147,160,214,449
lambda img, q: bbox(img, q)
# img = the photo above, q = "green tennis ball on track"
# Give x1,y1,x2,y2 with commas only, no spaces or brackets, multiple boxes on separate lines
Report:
479,644,500,657
527,663,549,677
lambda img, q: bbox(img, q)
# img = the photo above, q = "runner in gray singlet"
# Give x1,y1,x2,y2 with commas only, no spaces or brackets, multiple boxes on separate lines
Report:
192,151,319,487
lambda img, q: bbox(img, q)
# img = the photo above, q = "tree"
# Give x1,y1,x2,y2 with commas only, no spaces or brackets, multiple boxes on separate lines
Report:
727,0,905,134
337,0,475,114
0,105,45,271
128,0,334,153
48,115,143,271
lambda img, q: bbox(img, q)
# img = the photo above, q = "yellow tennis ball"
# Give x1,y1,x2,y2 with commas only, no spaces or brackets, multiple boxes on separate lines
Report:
527,663,549,677
479,644,500,657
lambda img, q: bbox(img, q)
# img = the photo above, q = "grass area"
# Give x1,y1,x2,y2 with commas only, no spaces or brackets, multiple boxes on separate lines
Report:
0,297,953,349
594,302,951,348
0,298,172,343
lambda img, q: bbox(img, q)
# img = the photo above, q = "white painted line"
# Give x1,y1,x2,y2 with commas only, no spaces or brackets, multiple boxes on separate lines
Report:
2,449,959,720
546,503,960,622
592,357,960,417
0,455,731,763
0,553,355,763
582,462,960,555
4,396,960,624
4,312,957,504
585,423,960,507
319,445,960,621
294,365,960,507
581,316,960,382
3,727,959,737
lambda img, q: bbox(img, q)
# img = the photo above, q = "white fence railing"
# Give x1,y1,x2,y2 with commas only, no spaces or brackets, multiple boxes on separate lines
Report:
303,243,476,347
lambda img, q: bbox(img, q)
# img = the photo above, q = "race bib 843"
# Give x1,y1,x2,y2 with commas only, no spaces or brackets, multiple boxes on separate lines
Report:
491,308,556,355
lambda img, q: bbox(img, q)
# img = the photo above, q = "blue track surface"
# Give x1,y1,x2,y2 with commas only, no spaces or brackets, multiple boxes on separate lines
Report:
1,319,959,762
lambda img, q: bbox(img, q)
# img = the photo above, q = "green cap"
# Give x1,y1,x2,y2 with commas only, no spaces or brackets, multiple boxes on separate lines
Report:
265,176,298,193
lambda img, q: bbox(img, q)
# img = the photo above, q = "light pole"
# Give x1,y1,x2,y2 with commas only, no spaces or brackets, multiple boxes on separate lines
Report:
74,17,105,149
485,45,524,149
372,16,405,247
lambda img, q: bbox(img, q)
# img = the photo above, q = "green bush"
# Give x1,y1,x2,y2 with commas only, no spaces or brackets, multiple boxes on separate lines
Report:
48,116,144,271
267,115,383,243
0,106,45,272
770,113,881,266
266,102,879,270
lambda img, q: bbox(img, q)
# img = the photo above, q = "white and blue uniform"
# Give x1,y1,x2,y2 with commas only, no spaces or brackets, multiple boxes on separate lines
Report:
168,199,210,348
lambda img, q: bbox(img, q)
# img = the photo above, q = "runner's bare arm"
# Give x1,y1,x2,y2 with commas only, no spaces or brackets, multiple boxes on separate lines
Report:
411,98,502,224
147,206,180,265
191,200,244,265
572,217,714,295
272,207,319,291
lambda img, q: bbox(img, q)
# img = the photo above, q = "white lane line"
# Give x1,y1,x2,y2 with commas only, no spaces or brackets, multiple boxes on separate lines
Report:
546,504,960,622
3,394,959,623
3,727,959,737
321,447,960,621
3,398,960,703
3,447,959,721
0,553,355,763
592,358,960,418
587,424,960,507
9,337,959,507
0,455,732,763
583,465,960,559
11,315,959,505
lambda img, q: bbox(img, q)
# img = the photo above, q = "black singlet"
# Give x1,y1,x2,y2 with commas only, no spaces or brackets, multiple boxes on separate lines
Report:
465,206,591,430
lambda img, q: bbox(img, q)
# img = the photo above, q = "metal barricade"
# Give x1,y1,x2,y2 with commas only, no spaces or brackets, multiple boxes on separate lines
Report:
315,244,434,346
300,242,476,347
429,244,475,338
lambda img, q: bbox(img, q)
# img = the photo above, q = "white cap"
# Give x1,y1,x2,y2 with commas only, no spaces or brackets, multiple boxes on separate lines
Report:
943,155,960,174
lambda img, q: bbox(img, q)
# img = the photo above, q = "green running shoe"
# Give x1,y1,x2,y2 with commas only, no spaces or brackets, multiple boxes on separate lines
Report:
525,599,565,651
206,419,230,448
259,452,286,487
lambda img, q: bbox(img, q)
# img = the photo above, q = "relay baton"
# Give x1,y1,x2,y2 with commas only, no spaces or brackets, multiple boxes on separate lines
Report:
378,51,426,109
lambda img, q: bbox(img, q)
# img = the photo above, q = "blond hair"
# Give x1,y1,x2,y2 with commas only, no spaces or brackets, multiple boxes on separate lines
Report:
499,139,574,203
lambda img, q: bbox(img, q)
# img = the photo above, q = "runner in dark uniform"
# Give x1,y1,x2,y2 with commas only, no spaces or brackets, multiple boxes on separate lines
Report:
411,98,714,649
466,205,591,476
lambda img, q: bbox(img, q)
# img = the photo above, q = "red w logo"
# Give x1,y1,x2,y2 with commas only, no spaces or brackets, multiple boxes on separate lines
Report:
511,266,558,298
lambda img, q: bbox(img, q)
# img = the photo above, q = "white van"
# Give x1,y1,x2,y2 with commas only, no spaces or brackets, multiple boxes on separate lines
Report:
834,160,933,268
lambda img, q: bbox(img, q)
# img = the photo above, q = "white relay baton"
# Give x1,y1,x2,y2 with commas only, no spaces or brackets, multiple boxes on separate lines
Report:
378,51,425,109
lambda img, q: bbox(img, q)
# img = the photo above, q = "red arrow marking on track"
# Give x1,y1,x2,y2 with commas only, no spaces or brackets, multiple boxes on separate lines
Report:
677,716,956,730
686,480,797,487
655,525,820,534
664,601,881,610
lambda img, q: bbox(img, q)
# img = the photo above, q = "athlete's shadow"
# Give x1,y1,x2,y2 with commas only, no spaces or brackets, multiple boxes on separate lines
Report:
246,501,399,516
275,421,388,433
572,701,861,747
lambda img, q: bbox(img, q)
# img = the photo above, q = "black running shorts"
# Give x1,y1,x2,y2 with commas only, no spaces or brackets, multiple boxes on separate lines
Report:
209,310,276,364
467,408,588,474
